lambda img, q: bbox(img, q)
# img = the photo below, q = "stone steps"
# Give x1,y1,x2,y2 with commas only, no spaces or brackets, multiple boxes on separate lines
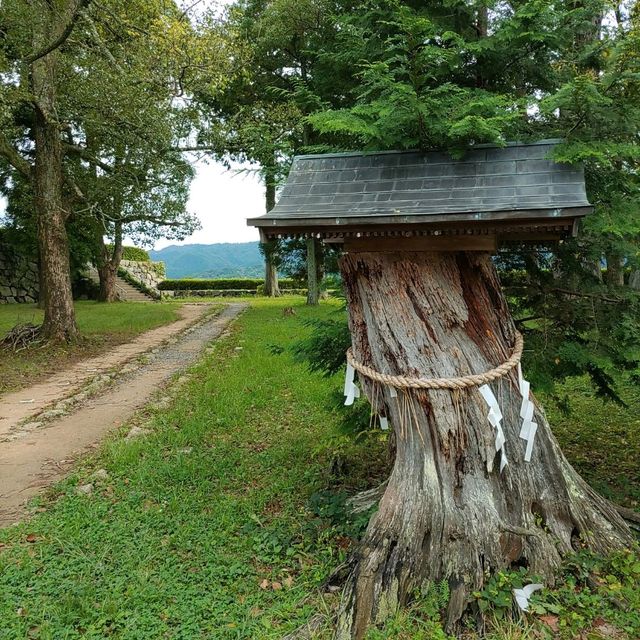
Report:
86,268,155,302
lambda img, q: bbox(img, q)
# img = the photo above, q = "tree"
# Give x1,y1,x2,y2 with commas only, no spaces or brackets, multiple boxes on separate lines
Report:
197,0,350,294
0,0,92,340
336,250,632,638
293,0,640,636
0,0,224,312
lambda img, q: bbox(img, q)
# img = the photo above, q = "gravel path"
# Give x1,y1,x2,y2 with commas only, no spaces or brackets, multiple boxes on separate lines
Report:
0,302,247,527
0,303,213,438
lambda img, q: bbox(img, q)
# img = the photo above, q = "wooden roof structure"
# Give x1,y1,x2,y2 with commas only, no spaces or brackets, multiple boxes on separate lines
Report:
247,140,592,251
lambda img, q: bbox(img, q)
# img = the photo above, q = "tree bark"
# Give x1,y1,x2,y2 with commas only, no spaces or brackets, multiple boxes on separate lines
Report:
263,170,281,297
629,269,640,290
264,253,281,297
336,250,632,639
31,50,77,341
306,237,319,305
96,220,123,302
604,252,625,287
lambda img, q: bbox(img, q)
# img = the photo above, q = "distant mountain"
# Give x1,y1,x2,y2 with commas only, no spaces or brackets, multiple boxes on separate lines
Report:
149,242,263,279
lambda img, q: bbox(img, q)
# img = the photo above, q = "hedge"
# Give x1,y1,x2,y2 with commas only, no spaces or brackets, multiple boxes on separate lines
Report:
158,278,301,291
107,245,150,262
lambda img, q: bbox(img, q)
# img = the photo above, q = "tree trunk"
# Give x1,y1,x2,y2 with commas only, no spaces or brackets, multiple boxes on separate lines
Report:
96,221,124,302
629,269,640,290
604,252,625,287
263,169,281,297
264,255,281,297
31,51,77,341
306,237,319,305
336,250,632,639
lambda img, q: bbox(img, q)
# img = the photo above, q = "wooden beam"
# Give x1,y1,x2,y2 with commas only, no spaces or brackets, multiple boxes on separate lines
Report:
344,236,498,253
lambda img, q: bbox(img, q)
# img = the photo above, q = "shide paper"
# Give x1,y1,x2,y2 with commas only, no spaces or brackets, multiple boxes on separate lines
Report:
513,583,544,611
517,364,538,462
343,363,360,406
478,384,508,472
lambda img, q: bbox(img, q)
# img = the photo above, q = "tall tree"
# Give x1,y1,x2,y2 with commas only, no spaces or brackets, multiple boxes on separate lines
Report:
0,0,91,340
0,0,224,312
294,0,640,635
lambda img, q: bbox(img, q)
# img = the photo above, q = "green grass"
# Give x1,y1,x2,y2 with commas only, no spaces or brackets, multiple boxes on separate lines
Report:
0,297,637,640
0,301,185,393
545,377,640,508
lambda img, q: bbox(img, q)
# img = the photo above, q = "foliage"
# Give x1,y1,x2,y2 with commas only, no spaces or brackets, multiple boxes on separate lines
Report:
292,314,351,378
158,278,302,291
289,0,640,402
115,246,151,262
470,550,640,639
0,298,353,639
0,299,636,639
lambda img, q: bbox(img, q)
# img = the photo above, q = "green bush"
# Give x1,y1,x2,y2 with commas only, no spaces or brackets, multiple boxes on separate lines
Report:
107,245,150,262
158,278,301,291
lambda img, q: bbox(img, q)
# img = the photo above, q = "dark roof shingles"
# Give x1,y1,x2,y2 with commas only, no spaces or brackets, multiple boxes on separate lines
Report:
249,141,591,226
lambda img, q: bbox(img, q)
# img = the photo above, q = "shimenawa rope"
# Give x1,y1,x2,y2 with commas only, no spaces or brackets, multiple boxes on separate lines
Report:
346,332,523,391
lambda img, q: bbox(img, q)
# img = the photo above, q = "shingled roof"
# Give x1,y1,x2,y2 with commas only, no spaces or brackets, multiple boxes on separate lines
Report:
248,140,592,243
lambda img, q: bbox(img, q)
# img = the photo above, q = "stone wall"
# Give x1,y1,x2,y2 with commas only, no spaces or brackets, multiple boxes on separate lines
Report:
0,245,39,304
119,259,164,295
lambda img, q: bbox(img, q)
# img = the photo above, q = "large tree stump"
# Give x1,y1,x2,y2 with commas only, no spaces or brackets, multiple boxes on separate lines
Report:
336,250,632,639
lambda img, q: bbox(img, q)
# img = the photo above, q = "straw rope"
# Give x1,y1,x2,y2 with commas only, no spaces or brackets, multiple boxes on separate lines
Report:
346,332,523,390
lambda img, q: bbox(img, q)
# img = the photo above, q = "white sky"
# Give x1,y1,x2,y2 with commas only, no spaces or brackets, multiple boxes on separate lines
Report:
154,160,263,249
166,0,265,249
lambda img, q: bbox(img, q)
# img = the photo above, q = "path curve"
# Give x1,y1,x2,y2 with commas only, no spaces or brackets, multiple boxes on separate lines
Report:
0,303,246,526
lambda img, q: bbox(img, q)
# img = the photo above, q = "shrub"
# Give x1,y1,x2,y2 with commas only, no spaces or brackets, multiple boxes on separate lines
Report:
158,278,301,291
107,245,150,262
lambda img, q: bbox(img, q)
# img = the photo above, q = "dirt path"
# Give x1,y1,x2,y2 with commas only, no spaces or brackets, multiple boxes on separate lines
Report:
0,303,214,437
0,303,246,527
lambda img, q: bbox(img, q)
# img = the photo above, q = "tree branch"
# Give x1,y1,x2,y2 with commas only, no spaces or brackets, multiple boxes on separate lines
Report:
25,0,93,65
0,132,31,178
63,142,114,173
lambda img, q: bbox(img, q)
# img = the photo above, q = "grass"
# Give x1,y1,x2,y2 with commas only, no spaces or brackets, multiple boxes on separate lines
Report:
0,301,185,394
0,297,637,640
545,377,640,508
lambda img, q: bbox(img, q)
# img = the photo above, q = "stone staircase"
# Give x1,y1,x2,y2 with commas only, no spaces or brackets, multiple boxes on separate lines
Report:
113,275,154,301
86,268,155,302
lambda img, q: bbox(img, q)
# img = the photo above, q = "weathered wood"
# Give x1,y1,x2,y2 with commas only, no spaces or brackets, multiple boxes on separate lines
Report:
336,250,632,639
344,236,497,253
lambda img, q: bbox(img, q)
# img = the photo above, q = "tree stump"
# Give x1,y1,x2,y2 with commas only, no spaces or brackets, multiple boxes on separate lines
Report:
336,250,632,639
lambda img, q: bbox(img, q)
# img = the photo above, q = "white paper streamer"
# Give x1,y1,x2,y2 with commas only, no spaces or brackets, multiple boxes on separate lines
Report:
517,364,538,461
343,364,360,406
379,416,389,431
478,384,508,472
389,387,397,398
513,583,544,611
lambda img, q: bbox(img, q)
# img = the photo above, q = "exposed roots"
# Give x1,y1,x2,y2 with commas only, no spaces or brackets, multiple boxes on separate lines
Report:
1,323,43,351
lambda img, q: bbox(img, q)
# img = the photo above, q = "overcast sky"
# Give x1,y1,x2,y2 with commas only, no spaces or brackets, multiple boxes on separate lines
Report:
158,0,266,249
155,159,264,249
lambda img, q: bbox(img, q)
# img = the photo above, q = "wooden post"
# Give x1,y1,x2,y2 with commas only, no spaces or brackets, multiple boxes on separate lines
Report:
306,236,319,305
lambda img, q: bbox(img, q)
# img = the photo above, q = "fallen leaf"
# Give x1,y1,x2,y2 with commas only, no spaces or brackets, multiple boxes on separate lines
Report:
259,579,270,590
25,534,37,543
271,581,282,591
283,575,294,589
539,615,559,632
